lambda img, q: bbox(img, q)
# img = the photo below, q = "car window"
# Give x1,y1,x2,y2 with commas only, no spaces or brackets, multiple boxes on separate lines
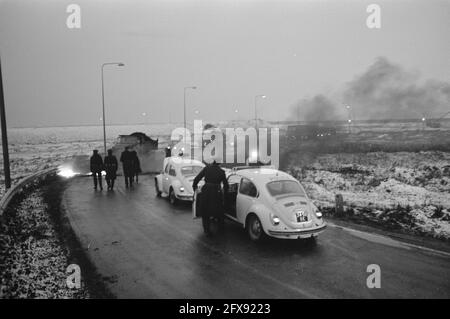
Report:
169,165,176,176
239,178,257,197
227,174,241,185
227,174,241,193
266,180,306,197
180,165,203,176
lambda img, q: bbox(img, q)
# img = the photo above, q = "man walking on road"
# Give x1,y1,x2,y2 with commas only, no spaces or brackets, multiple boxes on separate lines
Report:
90,149,104,191
104,149,118,191
131,150,141,184
120,147,134,188
193,159,229,235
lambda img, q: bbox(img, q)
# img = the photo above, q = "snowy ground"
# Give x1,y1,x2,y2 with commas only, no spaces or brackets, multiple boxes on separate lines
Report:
288,151,450,240
0,183,89,298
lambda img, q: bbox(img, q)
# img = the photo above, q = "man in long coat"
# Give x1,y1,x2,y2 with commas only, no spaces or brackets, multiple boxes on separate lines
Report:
104,149,118,190
90,149,104,191
120,147,134,188
193,160,229,235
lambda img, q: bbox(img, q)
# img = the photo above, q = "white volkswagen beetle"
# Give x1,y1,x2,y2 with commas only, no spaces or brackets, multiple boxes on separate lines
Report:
194,166,326,241
155,157,205,205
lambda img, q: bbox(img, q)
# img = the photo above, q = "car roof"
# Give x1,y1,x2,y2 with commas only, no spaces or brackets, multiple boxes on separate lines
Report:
231,168,297,185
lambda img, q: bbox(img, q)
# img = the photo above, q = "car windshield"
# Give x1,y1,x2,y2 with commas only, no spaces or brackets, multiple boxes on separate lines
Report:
266,180,306,198
180,165,203,176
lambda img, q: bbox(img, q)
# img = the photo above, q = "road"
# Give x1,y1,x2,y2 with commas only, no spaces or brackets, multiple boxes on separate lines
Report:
63,175,450,298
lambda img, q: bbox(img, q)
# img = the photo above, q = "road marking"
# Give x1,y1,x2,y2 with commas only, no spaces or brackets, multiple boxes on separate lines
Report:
328,223,450,258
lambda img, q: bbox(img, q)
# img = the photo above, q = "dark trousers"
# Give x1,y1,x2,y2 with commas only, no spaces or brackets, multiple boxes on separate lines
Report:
92,172,102,189
200,184,225,234
124,174,133,187
202,214,224,234
106,176,115,189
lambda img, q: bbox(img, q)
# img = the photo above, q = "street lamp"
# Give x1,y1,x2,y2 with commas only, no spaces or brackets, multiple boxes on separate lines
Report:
345,104,352,134
101,62,124,155
254,95,266,129
184,86,197,145
0,56,11,189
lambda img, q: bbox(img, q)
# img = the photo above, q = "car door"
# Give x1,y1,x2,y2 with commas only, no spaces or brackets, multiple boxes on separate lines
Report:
225,174,242,218
162,163,172,193
236,177,258,224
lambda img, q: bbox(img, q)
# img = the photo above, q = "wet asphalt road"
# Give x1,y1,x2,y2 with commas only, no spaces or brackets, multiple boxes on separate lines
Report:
63,175,450,298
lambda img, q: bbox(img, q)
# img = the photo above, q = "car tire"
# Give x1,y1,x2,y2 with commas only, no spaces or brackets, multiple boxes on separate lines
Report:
155,179,162,197
246,214,266,242
169,188,178,206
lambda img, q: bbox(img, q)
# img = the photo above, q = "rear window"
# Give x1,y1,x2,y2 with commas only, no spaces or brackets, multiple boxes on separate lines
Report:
180,166,203,176
266,180,306,197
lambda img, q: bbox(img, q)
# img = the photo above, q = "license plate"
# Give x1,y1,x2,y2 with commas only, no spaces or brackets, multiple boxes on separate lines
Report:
295,211,307,223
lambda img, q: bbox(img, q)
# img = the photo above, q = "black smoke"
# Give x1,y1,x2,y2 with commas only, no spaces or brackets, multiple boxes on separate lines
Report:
289,57,450,121
343,57,450,119
290,94,338,122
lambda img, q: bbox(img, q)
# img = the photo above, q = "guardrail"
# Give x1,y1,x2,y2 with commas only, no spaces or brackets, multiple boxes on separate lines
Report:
0,167,58,216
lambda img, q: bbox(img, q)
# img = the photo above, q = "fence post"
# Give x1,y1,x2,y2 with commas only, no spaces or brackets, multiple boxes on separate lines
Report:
335,193,344,216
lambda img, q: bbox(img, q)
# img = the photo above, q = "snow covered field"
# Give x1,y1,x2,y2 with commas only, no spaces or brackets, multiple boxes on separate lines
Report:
289,151,450,239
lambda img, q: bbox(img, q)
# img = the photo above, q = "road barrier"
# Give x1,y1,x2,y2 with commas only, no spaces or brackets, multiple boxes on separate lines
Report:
0,167,58,217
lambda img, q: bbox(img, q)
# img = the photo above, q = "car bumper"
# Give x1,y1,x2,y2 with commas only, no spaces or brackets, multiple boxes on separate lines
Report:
267,223,327,239
175,193,194,201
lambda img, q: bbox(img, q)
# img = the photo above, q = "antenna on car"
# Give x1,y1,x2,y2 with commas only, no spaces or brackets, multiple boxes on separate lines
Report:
231,165,275,171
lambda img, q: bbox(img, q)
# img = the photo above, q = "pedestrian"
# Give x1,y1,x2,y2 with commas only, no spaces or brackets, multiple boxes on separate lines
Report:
90,149,104,191
120,146,134,188
104,149,118,190
131,150,141,183
193,158,229,235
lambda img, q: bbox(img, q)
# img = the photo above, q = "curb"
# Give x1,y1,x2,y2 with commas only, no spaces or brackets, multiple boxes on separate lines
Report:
0,167,58,217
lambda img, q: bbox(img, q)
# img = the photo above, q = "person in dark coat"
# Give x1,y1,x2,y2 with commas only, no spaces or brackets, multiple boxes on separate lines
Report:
193,160,229,235
131,150,141,183
120,147,134,188
104,149,118,190
90,149,104,191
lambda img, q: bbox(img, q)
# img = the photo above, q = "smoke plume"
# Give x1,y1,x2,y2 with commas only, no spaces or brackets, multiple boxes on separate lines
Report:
289,57,450,121
343,57,450,119
291,94,338,122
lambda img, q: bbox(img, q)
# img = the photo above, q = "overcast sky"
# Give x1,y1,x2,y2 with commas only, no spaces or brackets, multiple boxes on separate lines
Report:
0,0,449,127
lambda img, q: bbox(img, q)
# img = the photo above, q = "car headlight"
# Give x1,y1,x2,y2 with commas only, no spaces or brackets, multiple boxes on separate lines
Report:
179,186,185,192
270,213,280,226
315,212,322,218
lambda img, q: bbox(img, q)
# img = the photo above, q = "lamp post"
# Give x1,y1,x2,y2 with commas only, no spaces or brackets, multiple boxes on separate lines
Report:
142,112,149,126
254,95,266,129
345,105,352,134
184,86,197,145
101,62,124,155
0,56,11,189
